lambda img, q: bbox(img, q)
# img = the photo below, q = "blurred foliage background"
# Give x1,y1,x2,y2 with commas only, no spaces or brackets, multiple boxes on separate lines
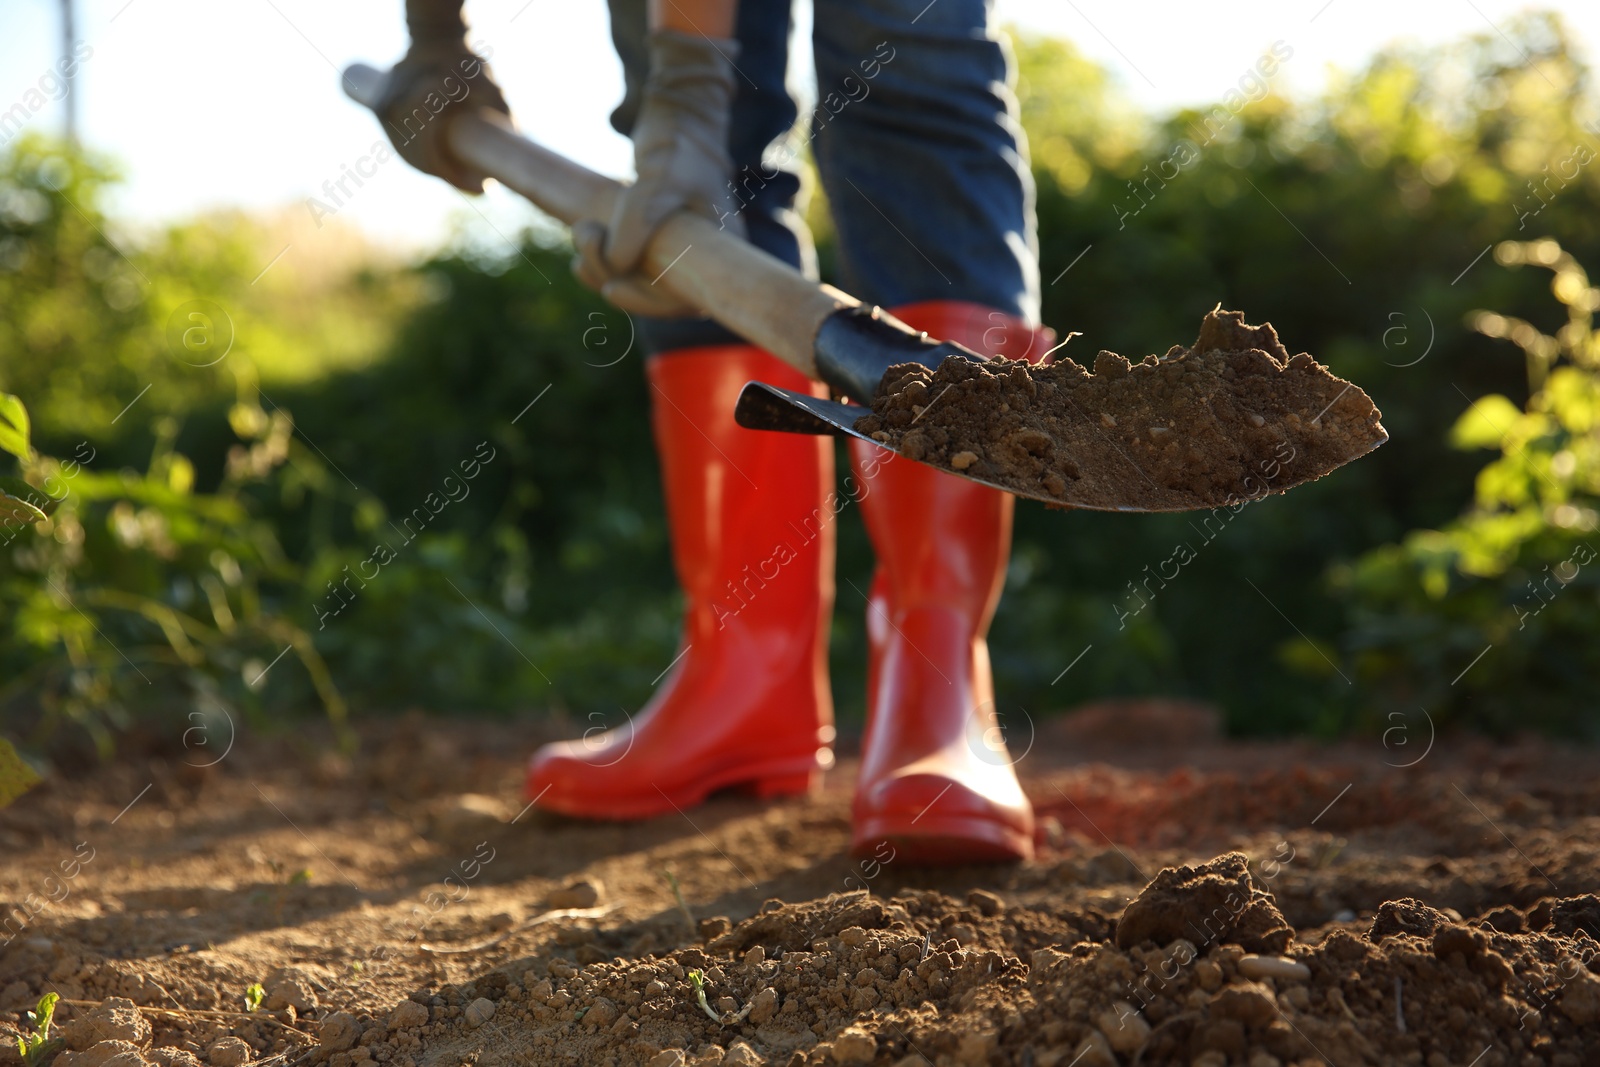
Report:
4,11,1600,763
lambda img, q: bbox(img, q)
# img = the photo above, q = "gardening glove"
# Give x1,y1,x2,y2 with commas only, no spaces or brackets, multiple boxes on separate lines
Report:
376,0,510,193
573,29,744,318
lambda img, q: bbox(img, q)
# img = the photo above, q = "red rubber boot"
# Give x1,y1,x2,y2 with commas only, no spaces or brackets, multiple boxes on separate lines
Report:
524,345,836,819
849,302,1054,863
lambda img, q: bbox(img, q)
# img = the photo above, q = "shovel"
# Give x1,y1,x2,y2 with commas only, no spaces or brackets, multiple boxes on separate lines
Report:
341,65,1385,512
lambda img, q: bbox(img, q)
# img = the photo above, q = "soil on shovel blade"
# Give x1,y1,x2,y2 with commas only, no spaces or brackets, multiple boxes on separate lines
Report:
3,716,1598,1067
853,309,1387,511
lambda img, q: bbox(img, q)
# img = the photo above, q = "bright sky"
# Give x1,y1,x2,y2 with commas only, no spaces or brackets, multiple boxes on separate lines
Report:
2,1,1595,257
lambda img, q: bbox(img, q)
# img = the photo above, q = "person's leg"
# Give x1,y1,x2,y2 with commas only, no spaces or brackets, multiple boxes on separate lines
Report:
847,308,1049,860
525,344,837,817
811,0,1041,320
605,0,814,351
526,0,837,818
813,0,1049,860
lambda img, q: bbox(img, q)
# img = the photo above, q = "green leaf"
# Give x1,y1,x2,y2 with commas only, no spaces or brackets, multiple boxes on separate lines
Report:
0,488,48,529
0,393,31,462
244,982,265,1013
0,477,58,518
1544,366,1600,433
1450,394,1524,450
0,738,43,808
17,991,60,1063
31,992,58,1041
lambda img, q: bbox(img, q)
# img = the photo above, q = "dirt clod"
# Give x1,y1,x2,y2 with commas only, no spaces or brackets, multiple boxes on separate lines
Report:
262,967,317,1013
1070,1029,1116,1067
1094,1000,1149,1053
1211,982,1278,1026
545,878,604,910
386,1000,428,1030
1114,851,1293,953
147,1048,200,1067
1561,969,1600,1025
315,1013,358,1052
829,1029,874,1065
854,308,1385,510
87,1052,145,1067
204,1037,250,1067
966,889,1004,917
57,1040,145,1067
1547,893,1600,938
462,998,495,1028
746,987,779,1026
66,999,150,1051
1368,897,1450,942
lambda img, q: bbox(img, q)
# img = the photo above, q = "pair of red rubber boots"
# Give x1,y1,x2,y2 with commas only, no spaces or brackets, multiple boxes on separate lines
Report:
524,302,1051,863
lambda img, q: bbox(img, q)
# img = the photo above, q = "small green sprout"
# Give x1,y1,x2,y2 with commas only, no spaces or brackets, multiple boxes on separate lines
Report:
264,859,312,886
683,970,750,1026
258,860,313,920
663,868,694,932
685,969,721,1024
15,991,61,1066
244,983,265,1013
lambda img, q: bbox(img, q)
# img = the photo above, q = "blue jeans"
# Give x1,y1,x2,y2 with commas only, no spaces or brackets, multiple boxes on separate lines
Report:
605,0,1042,353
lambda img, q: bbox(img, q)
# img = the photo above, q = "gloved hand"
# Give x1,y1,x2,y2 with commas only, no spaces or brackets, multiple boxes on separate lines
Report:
573,30,744,317
376,36,510,193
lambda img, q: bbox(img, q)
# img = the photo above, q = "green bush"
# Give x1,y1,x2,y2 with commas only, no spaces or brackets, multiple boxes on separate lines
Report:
5,12,1600,752
997,11,1600,736
1335,240,1600,738
0,379,346,755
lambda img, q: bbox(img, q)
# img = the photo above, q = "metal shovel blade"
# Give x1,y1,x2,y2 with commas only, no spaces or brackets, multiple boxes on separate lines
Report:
734,381,1152,512
734,381,870,438
735,369,1387,515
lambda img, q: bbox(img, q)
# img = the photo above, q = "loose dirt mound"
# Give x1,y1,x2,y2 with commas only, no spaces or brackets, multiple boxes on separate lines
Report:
853,309,1386,511
308,856,1598,1067
2,723,1598,1067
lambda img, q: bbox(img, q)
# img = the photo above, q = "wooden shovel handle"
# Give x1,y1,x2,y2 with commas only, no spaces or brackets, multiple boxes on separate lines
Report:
342,63,857,378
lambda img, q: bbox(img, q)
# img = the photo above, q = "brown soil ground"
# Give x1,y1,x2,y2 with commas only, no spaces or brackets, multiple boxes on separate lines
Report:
853,311,1387,512
2,707,1598,1067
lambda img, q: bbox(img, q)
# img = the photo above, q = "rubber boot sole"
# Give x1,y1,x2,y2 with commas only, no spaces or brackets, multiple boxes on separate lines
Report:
530,754,824,821
851,812,1033,865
